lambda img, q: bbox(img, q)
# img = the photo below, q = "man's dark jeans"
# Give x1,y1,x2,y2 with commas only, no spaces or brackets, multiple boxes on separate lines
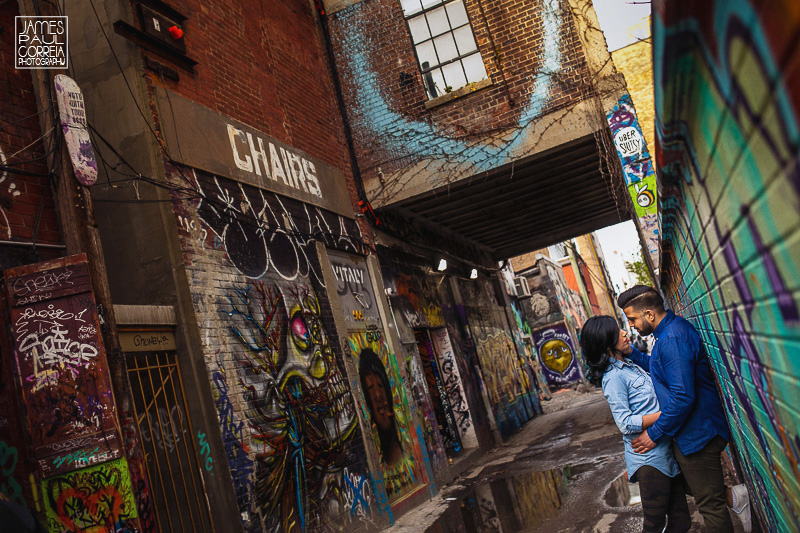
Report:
672,435,733,533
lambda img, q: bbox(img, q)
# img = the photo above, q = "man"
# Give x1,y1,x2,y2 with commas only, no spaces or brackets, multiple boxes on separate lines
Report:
618,285,750,532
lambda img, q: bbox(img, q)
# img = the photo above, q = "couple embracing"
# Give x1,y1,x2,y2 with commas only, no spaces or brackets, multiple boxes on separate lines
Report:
581,285,750,532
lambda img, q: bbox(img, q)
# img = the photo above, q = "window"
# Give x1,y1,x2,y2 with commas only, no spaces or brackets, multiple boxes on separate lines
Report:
401,0,488,100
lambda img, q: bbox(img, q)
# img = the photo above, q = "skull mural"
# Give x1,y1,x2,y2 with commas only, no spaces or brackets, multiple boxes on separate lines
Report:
222,280,358,531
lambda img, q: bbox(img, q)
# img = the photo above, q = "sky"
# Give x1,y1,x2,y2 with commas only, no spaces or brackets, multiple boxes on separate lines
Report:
592,0,652,52
591,0,652,292
595,221,643,293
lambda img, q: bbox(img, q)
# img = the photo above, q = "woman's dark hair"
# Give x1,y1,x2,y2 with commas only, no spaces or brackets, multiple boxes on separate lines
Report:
579,315,620,387
358,348,400,461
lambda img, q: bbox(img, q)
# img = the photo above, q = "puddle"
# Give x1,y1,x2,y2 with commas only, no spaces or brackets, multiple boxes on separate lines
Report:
604,472,641,507
428,467,569,532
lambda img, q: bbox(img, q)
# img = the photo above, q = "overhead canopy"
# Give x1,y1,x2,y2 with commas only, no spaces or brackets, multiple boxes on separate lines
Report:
378,135,631,261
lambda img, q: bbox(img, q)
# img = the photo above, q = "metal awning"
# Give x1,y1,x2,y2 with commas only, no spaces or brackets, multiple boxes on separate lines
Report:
377,134,631,261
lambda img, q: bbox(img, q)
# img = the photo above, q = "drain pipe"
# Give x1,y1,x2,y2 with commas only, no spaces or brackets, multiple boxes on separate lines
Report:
313,3,372,220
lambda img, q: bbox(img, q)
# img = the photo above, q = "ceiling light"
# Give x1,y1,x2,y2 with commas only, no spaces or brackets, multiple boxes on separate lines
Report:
437,258,447,271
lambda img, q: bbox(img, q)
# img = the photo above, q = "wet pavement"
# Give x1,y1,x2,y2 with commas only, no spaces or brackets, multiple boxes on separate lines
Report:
387,387,746,533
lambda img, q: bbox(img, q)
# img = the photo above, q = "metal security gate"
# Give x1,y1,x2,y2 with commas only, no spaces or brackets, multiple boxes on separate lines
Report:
127,350,214,532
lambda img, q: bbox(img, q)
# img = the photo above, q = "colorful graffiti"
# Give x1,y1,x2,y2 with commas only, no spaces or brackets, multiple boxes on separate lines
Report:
654,0,800,530
403,344,447,476
348,332,422,501
220,280,364,531
388,271,445,328
605,93,660,265
532,324,582,386
430,328,477,448
42,458,140,533
414,329,462,455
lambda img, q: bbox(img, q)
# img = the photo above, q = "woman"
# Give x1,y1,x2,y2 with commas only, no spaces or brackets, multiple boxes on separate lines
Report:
581,315,690,533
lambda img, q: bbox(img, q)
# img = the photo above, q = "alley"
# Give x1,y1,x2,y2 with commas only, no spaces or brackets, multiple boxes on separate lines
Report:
390,388,745,533
0,0,798,531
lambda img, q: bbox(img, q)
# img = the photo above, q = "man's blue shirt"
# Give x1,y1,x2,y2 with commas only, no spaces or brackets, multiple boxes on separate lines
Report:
628,310,730,455
602,357,681,481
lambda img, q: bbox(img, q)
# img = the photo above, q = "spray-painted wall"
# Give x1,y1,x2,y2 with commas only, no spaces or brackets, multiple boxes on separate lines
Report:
379,249,490,454
327,0,596,204
171,167,383,531
456,277,537,439
605,94,660,267
654,0,800,530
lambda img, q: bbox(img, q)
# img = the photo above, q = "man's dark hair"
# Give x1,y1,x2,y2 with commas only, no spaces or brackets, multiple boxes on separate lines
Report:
617,285,664,312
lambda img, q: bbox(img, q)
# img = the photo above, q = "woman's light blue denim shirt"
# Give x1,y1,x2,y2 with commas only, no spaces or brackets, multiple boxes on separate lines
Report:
602,357,681,482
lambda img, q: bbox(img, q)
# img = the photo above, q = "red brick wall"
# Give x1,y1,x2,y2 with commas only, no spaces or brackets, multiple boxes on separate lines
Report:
328,0,592,177
126,1,393,530
140,0,349,175
0,3,61,252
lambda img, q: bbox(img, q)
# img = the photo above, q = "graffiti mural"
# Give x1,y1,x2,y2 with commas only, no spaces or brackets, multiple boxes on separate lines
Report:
414,329,462,455
42,458,140,533
348,332,422,501
220,280,367,531
192,169,363,281
605,93,660,266
3,256,122,474
430,328,478,449
210,369,254,519
532,324,582,386
654,0,800,529
403,345,447,475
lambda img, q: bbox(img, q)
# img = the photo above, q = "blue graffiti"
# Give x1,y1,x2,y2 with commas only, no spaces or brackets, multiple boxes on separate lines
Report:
211,371,255,514
335,0,562,175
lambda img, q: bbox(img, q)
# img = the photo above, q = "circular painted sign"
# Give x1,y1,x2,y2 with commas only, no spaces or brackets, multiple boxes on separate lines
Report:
614,126,643,158
54,74,98,186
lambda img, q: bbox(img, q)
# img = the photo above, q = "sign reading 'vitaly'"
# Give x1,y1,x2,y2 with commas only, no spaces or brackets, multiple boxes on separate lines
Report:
155,87,354,217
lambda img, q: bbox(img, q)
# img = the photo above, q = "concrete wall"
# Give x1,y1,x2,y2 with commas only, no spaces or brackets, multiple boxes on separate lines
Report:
654,0,800,530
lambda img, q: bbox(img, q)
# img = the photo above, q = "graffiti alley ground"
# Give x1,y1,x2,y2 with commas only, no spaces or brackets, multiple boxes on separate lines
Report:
388,388,747,533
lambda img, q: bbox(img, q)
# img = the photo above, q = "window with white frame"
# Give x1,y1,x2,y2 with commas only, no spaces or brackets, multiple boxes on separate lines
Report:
400,0,488,100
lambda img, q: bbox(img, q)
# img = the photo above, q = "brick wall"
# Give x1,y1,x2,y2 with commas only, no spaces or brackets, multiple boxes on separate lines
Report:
138,1,397,529
0,2,62,521
328,0,593,190
139,0,366,235
655,0,800,530
0,2,62,265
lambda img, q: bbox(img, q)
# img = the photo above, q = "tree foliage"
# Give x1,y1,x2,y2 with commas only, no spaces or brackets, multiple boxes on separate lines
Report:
625,251,654,286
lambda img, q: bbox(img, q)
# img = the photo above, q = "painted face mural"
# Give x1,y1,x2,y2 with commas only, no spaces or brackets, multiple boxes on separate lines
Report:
349,332,421,501
540,339,573,375
223,281,361,531
359,348,402,466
